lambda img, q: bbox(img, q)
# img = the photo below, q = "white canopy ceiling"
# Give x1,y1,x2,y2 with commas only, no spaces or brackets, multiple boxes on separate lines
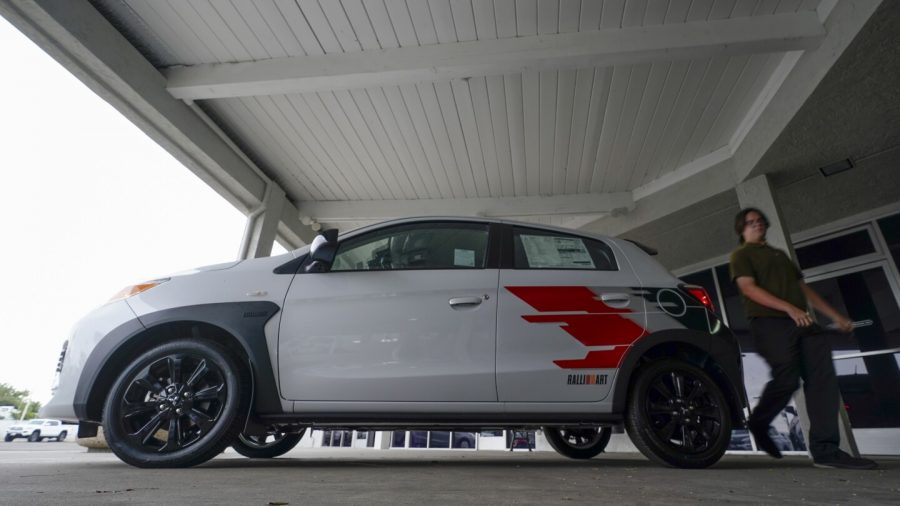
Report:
1,0,882,245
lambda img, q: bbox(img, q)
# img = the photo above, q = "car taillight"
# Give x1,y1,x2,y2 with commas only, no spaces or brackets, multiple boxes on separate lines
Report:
683,285,716,314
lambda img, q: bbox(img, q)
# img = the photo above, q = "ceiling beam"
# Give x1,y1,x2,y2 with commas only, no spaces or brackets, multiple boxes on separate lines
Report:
0,0,318,246
580,0,881,238
298,193,634,223
164,11,824,100
0,0,265,212
582,158,737,238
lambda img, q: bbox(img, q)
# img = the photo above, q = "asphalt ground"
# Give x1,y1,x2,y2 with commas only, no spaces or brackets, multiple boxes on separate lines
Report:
0,441,897,505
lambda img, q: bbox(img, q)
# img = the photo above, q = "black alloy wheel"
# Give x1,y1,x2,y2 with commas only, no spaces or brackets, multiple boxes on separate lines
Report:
232,428,306,459
28,431,40,442
625,358,731,469
103,339,246,468
543,426,612,459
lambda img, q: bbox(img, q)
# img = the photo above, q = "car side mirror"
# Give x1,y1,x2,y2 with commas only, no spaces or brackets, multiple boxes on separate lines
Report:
305,229,338,273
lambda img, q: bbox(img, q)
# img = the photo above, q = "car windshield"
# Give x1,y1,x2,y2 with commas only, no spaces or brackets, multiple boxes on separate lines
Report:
27,420,43,425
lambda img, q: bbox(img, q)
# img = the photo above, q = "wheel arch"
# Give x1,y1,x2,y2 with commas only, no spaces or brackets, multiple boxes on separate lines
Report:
612,329,747,426
75,302,283,423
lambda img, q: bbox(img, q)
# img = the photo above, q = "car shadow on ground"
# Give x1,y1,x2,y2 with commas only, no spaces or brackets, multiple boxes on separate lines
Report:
183,454,899,471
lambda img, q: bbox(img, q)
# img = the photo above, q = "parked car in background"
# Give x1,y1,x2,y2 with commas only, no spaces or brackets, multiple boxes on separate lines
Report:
42,217,747,468
4,419,69,442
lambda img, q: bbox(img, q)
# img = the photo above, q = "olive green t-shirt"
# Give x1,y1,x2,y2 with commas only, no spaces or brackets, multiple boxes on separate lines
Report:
729,242,807,318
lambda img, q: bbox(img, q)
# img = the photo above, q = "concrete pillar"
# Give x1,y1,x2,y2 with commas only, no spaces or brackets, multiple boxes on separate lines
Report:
734,175,796,257
239,183,286,259
736,175,858,457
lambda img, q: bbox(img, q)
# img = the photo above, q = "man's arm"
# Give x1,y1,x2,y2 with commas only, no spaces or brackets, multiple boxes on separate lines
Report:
800,282,853,332
735,276,814,327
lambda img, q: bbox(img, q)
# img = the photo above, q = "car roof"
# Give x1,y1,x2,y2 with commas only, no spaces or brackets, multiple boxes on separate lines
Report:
333,216,616,243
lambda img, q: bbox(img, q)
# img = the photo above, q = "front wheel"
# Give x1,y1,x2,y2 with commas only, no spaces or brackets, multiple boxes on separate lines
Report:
28,431,41,442
102,339,247,468
232,429,306,459
543,427,612,459
625,358,731,469
5,435,14,442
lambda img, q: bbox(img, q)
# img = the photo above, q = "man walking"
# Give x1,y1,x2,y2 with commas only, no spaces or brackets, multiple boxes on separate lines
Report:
729,208,877,469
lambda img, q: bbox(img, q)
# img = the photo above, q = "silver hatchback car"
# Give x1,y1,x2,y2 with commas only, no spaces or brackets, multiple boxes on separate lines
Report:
43,217,746,468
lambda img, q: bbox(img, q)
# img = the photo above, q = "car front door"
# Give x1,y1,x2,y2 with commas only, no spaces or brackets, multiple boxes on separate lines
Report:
497,226,647,402
279,221,499,402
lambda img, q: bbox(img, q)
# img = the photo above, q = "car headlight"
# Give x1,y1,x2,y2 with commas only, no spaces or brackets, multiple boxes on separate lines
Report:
108,278,169,302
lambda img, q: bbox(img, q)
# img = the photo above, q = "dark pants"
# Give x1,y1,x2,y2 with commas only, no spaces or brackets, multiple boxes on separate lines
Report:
748,317,841,459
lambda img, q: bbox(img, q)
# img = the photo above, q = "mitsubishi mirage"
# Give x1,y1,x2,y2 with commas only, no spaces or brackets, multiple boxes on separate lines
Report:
42,217,747,468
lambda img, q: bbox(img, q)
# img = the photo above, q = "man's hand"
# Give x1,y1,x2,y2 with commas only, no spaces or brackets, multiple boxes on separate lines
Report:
800,282,854,333
786,306,813,327
831,316,853,333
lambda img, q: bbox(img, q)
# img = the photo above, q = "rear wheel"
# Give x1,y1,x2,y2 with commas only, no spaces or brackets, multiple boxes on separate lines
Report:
102,339,247,468
543,427,612,459
625,358,731,469
57,431,67,442
232,429,305,459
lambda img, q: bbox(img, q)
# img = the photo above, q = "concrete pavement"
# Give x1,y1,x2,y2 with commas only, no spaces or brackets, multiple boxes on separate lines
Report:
0,441,897,505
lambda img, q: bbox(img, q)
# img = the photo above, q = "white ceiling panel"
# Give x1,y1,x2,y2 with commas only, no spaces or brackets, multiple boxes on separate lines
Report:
81,0,841,229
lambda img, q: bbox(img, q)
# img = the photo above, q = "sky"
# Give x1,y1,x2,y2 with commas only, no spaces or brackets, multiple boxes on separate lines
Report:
0,16,270,404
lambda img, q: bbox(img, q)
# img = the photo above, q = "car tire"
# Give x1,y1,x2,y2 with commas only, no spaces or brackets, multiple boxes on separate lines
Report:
102,339,248,468
28,431,41,442
543,427,612,459
57,431,67,442
4,435,13,442
232,429,305,459
458,439,471,449
625,358,731,469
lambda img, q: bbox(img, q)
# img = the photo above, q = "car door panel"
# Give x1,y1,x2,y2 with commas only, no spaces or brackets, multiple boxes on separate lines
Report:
497,231,646,402
279,269,498,402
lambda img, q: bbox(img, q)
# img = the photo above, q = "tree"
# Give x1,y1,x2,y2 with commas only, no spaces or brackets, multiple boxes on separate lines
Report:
0,383,42,420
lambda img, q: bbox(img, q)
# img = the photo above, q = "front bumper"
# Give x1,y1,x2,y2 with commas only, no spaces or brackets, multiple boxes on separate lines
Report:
40,300,140,421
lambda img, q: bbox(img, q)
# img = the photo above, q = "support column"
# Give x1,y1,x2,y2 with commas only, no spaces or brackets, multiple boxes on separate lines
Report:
736,175,858,457
239,183,286,259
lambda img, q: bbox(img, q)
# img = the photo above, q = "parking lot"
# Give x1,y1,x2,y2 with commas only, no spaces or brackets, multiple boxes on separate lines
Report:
1,441,897,505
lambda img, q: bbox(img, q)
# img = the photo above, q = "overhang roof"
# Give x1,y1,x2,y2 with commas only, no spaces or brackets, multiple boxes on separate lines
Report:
0,0,883,245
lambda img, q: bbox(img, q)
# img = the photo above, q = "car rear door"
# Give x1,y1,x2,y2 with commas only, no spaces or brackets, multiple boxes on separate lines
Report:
279,221,499,402
497,226,647,402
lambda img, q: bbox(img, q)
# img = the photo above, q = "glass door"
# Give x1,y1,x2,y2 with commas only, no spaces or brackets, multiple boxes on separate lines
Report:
805,262,900,455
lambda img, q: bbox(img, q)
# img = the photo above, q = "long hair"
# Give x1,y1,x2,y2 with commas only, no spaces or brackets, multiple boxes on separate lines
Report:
734,208,769,244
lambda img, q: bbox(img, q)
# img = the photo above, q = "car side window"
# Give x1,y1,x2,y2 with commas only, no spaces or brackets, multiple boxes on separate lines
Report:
331,223,489,271
513,227,618,271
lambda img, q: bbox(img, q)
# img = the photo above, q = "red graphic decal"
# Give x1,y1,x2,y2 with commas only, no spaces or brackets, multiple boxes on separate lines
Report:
554,348,630,369
507,286,646,370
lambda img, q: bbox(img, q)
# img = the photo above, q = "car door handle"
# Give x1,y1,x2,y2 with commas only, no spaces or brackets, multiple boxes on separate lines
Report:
600,293,631,307
449,296,484,308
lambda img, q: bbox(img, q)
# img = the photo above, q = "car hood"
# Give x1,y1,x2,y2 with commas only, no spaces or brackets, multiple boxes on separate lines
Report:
170,260,243,277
